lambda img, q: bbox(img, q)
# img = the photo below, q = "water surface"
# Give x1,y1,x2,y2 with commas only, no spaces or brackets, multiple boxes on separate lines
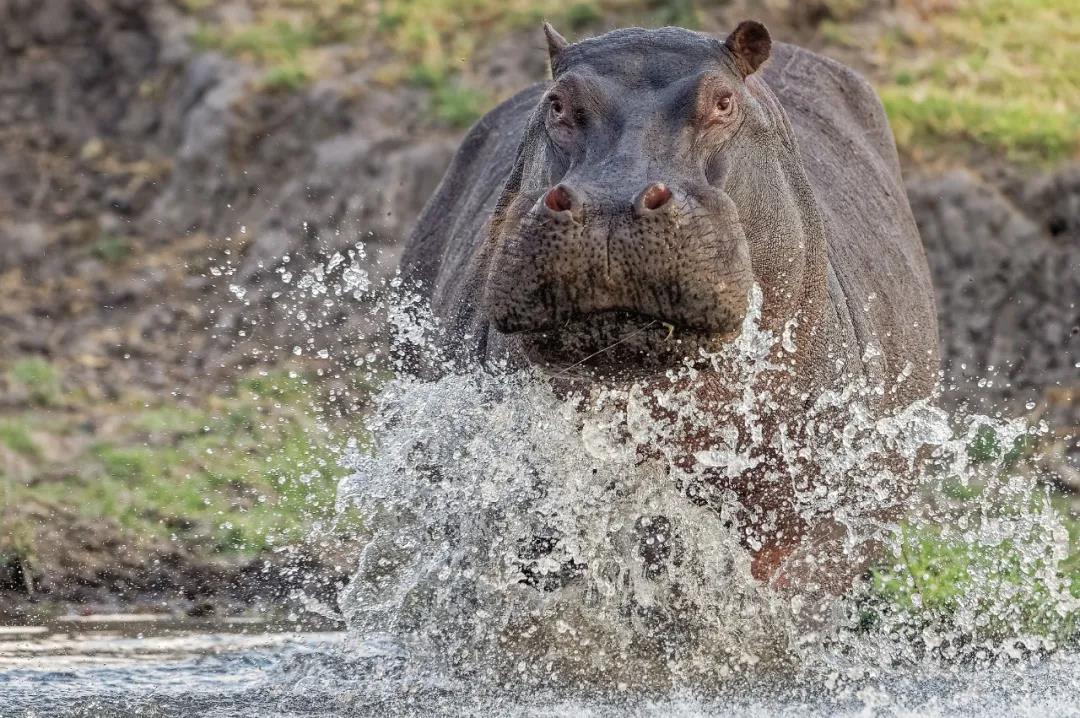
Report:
3,622,1080,716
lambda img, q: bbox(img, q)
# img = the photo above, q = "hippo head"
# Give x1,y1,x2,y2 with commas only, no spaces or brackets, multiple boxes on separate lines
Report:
483,22,816,377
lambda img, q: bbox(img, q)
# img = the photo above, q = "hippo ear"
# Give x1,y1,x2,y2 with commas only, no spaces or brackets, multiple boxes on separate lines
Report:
543,21,569,74
725,20,771,77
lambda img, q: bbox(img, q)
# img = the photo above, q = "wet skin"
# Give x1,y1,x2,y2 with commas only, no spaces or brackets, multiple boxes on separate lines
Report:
400,21,940,604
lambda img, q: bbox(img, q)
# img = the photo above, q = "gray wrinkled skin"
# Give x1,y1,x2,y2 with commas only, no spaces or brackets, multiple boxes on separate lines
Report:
401,23,938,400
399,23,940,598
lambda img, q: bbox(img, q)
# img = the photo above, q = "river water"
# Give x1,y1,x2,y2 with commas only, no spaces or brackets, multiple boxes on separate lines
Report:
3,622,1080,716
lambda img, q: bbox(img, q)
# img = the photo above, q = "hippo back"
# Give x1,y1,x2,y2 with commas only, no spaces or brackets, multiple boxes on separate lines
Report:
761,44,939,400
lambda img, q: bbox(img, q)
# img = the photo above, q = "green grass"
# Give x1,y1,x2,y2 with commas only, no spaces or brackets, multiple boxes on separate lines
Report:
192,17,331,95
877,0,1080,164
882,89,1080,165
261,63,311,92
191,19,325,64
0,422,39,459
867,518,1080,646
182,0,615,127
7,358,62,407
432,83,488,128
180,0,1079,163
565,2,603,30
648,0,700,28
815,0,877,21
860,430,1080,648
1,369,367,560
410,65,490,128
90,234,132,264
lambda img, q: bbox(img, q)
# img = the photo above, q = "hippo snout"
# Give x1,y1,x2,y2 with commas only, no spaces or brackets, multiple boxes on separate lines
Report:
541,182,674,220
634,183,674,214
542,183,583,219
483,182,753,370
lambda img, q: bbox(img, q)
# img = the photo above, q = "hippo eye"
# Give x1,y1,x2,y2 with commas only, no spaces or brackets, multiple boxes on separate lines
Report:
715,93,733,115
549,96,565,118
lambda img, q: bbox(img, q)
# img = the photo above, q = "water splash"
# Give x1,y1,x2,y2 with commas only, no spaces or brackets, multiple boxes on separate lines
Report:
325,273,1079,697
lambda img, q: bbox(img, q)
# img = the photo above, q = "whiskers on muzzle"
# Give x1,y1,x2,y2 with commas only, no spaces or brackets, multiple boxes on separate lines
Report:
545,319,660,380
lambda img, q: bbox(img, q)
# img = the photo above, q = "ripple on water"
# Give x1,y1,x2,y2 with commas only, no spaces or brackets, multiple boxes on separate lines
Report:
4,634,1080,716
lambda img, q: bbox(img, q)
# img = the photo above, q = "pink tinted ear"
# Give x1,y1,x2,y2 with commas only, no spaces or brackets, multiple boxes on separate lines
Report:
725,20,771,77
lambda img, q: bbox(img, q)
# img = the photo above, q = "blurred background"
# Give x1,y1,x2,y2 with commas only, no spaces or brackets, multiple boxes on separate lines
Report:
0,0,1077,619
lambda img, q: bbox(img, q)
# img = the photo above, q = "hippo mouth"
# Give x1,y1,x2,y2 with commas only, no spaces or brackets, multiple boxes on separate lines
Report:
508,309,736,377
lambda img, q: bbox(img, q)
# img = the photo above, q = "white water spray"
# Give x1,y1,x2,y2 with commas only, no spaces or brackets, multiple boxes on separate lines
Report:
317,267,1079,695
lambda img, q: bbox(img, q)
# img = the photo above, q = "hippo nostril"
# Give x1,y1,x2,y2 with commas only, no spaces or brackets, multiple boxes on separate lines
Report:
544,184,579,214
638,183,673,213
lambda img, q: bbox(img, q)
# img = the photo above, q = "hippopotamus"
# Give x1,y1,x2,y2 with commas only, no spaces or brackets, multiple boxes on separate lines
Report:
399,21,940,600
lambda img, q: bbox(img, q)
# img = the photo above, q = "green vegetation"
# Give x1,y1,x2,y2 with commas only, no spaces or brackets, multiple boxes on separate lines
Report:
183,0,559,125
180,0,1079,162
0,369,367,567
90,234,132,264
191,17,329,65
866,515,1080,647
876,0,1080,164
180,0,665,129
261,62,311,92
431,82,489,128
649,0,700,28
0,422,39,459
191,16,332,95
7,358,63,407
881,90,1080,165
409,65,489,128
863,430,1080,645
564,2,603,30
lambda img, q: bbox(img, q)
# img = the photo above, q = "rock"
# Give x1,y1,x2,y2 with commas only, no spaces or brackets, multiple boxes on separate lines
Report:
1024,165,1080,245
910,169,1080,469
0,221,48,269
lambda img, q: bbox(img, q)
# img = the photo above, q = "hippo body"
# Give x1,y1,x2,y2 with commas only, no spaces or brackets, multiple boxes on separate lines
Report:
402,36,937,403
399,25,939,594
